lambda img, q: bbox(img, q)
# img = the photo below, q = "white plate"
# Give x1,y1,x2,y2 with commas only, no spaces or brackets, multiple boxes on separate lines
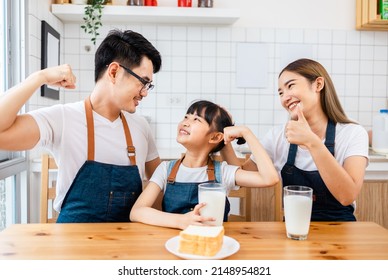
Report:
165,235,240,260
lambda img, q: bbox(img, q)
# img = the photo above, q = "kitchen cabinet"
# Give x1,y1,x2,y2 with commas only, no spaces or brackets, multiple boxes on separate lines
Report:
355,180,388,229
51,4,240,25
356,0,388,30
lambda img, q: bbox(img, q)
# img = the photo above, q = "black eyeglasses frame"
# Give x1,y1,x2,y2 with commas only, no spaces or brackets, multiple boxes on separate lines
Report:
119,64,154,91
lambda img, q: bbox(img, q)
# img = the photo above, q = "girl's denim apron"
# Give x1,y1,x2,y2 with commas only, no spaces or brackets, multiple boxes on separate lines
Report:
57,97,142,223
281,120,355,221
162,155,230,221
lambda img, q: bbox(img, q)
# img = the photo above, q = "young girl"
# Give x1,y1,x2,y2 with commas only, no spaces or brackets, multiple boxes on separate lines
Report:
130,100,279,229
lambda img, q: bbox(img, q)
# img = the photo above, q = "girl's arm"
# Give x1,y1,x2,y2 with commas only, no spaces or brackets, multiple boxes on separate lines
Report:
130,181,214,229
223,126,279,188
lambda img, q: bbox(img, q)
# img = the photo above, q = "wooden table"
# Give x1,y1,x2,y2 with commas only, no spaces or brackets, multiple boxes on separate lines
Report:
0,222,387,260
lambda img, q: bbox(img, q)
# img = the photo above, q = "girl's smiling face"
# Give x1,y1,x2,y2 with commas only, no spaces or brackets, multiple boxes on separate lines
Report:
176,112,211,148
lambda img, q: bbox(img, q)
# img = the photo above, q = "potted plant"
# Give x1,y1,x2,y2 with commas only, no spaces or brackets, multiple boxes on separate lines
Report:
81,0,105,45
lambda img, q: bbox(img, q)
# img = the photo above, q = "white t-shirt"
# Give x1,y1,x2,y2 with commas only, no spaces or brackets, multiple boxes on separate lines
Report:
28,101,159,211
253,122,369,175
150,160,240,193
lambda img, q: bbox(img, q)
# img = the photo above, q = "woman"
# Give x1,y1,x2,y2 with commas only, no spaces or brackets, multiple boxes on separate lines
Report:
223,58,369,221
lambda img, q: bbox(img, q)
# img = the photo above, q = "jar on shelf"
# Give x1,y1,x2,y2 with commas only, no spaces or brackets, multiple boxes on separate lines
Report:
198,0,213,8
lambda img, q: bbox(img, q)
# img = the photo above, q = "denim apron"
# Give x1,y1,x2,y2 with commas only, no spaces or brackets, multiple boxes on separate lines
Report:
162,155,230,221
57,97,142,223
281,120,355,221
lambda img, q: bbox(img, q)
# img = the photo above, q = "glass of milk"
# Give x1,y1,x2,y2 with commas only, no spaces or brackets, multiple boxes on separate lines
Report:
198,183,226,226
283,185,313,240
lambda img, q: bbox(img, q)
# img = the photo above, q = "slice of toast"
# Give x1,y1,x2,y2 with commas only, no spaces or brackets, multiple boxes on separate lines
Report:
178,225,224,257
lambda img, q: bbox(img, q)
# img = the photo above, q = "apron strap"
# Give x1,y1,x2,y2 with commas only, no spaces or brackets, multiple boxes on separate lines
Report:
167,154,215,184
84,97,136,165
120,112,136,165
206,157,215,181
324,120,336,156
85,97,95,161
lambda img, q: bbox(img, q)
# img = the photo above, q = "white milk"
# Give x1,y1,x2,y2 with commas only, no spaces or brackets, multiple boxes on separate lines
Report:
284,195,312,235
198,190,226,226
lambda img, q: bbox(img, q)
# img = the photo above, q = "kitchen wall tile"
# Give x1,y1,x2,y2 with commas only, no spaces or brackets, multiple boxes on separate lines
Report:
186,73,201,93
275,29,289,43
260,28,275,43
187,56,201,72
245,109,260,124
161,56,173,71
172,26,187,41
141,25,157,41
346,31,360,45
332,59,346,74
332,45,346,60
346,45,360,60
245,95,260,110
171,71,186,93
201,42,217,57
154,71,171,93
374,60,388,75
360,46,374,60
317,45,332,60
304,29,318,44
157,26,172,40
156,41,172,56
171,56,187,71
216,57,231,72
359,97,373,111
201,72,216,93
231,27,246,42
346,60,360,75
318,30,332,44
187,26,201,41
359,60,373,75
246,27,260,42
64,38,80,55
332,30,347,45
187,41,202,57
201,56,216,72
202,27,217,42
216,72,232,94
216,42,231,57
373,76,388,96
374,46,388,60
374,32,388,46
359,75,373,95
217,27,232,42
289,29,304,43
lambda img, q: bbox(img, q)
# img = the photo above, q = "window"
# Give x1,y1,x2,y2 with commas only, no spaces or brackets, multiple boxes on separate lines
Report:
0,0,27,231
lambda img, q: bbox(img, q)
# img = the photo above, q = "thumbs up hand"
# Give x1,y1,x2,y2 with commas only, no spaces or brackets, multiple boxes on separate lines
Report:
285,104,315,146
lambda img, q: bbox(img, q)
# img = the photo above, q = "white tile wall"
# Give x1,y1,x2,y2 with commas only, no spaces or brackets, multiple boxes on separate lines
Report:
27,8,388,152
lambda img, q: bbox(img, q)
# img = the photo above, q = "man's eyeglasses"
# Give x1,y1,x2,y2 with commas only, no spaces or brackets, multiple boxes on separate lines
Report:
119,64,154,91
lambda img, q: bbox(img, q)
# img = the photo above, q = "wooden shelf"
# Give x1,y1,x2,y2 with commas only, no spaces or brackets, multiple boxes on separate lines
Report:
51,4,240,25
356,0,388,31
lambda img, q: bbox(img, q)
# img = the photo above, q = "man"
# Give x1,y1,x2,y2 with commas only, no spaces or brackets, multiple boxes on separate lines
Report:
0,29,162,222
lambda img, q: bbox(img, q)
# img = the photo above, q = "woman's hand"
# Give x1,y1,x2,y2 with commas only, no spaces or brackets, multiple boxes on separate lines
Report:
285,105,320,148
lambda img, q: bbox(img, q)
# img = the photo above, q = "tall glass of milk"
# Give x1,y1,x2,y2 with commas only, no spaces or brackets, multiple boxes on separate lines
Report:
283,185,313,240
198,182,226,226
